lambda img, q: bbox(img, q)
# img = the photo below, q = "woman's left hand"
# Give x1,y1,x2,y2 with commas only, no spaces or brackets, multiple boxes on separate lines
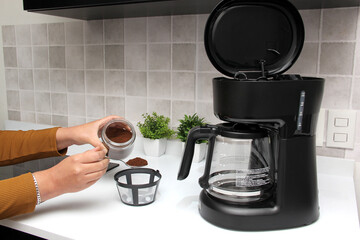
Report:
56,115,123,152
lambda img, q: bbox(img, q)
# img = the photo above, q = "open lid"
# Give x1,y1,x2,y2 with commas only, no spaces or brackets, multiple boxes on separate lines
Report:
204,0,304,79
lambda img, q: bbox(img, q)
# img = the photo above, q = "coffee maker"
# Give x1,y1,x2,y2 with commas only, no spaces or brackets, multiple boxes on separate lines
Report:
177,0,324,231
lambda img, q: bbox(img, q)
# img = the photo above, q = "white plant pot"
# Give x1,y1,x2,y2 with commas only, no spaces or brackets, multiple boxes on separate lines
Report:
182,142,206,163
143,138,167,157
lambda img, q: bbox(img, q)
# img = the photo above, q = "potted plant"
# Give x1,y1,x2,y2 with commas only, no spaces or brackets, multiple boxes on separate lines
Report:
177,113,207,162
137,112,175,157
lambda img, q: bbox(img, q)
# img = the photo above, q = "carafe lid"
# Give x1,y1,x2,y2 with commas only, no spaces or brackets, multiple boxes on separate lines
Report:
204,0,304,79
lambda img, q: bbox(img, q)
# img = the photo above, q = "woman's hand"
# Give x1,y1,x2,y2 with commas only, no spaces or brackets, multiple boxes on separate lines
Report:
55,115,122,152
33,146,109,202
33,116,120,202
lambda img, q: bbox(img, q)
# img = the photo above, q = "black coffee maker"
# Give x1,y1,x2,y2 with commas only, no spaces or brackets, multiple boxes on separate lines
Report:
177,0,324,231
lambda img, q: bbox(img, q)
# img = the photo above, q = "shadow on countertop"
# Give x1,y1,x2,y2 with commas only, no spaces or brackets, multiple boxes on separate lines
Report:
0,155,68,181
0,155,119,180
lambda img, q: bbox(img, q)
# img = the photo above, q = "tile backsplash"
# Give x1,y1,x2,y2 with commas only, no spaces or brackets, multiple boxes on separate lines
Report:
2,8,360,159
2,15,219,127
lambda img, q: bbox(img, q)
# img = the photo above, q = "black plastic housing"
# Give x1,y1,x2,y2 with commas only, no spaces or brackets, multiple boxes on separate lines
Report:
213,77,325,137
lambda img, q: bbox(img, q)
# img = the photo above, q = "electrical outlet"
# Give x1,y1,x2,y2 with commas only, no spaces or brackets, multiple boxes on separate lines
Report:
326,109,357,149
316,108,326,147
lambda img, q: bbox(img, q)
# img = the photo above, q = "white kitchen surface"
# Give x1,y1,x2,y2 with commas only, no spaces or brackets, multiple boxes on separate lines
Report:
0,120,359,240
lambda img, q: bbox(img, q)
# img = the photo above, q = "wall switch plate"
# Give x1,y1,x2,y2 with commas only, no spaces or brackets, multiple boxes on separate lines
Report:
326,109,357,149
316,108,326,147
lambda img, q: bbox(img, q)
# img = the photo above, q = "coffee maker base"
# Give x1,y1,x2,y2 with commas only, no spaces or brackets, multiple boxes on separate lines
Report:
199,190,319,231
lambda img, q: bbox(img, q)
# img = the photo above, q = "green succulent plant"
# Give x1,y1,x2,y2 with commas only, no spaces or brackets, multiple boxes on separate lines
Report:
137,112,175,140
177,113,207,143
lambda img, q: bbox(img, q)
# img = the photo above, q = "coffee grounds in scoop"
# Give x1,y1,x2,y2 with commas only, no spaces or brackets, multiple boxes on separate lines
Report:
106,124,132,143
126,157,148,167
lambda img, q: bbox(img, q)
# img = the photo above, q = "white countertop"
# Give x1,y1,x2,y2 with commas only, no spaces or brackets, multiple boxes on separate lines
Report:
1,120,360,239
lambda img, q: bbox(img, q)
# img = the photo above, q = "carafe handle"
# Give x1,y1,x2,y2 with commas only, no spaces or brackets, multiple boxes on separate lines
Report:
198,136,216,188
177,125,217,180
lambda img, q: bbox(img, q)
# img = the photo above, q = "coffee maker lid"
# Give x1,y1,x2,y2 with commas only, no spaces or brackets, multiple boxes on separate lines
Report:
204,0,304,79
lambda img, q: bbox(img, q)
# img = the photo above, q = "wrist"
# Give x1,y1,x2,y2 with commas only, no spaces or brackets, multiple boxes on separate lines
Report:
33,169,63,202
31,173,42,205
56,127,75,151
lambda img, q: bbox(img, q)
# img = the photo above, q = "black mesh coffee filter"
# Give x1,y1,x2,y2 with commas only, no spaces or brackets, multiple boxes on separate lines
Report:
114,168,161,206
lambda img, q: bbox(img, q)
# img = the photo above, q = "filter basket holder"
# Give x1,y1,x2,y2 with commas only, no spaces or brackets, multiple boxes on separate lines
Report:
114,168,161,206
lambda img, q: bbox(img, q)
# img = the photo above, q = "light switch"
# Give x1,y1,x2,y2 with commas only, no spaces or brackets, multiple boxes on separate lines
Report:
326,110,356,149
334,118,348,127
333,133,347,142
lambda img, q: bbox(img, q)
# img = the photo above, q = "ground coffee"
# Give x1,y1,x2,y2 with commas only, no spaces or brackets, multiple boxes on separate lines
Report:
105,123,132,143
126,157,148,167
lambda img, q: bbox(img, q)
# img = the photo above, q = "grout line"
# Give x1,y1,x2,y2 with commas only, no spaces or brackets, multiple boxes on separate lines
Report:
3,66,218,74
46,24,52,125
146,16,149,115
123,19,127,120
170,15,174,125
64,28,70,127
316,8,323,77
13,25,21,122
103,19,106,119
81,22,88,123
30,24,37,124
195,15,199,115
27,25,35,124
47,25,52,125
348,7,360,110
2,41,202,47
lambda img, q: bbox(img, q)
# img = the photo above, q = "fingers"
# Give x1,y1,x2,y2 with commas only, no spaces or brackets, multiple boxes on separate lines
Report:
98,115,123,129
82,158,109,183
84,164,108,183
84,178,101,189
47,146,110,197
88,139,108,154
70,115,123,148
85,158,109,174
74,146,106,163
76,148,109,172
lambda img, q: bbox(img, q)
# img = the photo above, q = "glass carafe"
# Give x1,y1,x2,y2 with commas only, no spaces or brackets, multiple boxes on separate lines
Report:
206,135,273,203
178,123,275,204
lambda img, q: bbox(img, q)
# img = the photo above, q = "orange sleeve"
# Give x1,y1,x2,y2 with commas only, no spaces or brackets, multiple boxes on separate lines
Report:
0,127,68,219
0,127,67,166
0,173,37,219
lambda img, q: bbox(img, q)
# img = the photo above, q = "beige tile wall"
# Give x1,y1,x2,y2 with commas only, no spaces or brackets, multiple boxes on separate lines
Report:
2,8,360,159
289,8,360,159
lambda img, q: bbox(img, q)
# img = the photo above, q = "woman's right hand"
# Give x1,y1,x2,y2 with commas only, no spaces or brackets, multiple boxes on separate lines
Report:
33,146,109,202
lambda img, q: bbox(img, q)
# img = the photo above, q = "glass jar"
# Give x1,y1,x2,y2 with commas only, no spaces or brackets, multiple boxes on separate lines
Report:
101,119,136,160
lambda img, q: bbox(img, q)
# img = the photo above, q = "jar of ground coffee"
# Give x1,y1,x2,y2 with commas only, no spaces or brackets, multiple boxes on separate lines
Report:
101,119,136,160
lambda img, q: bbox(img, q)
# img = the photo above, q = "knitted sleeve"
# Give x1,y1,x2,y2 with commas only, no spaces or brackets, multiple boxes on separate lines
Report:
0,127,67,219
0,127,66,167
0,173,37,219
